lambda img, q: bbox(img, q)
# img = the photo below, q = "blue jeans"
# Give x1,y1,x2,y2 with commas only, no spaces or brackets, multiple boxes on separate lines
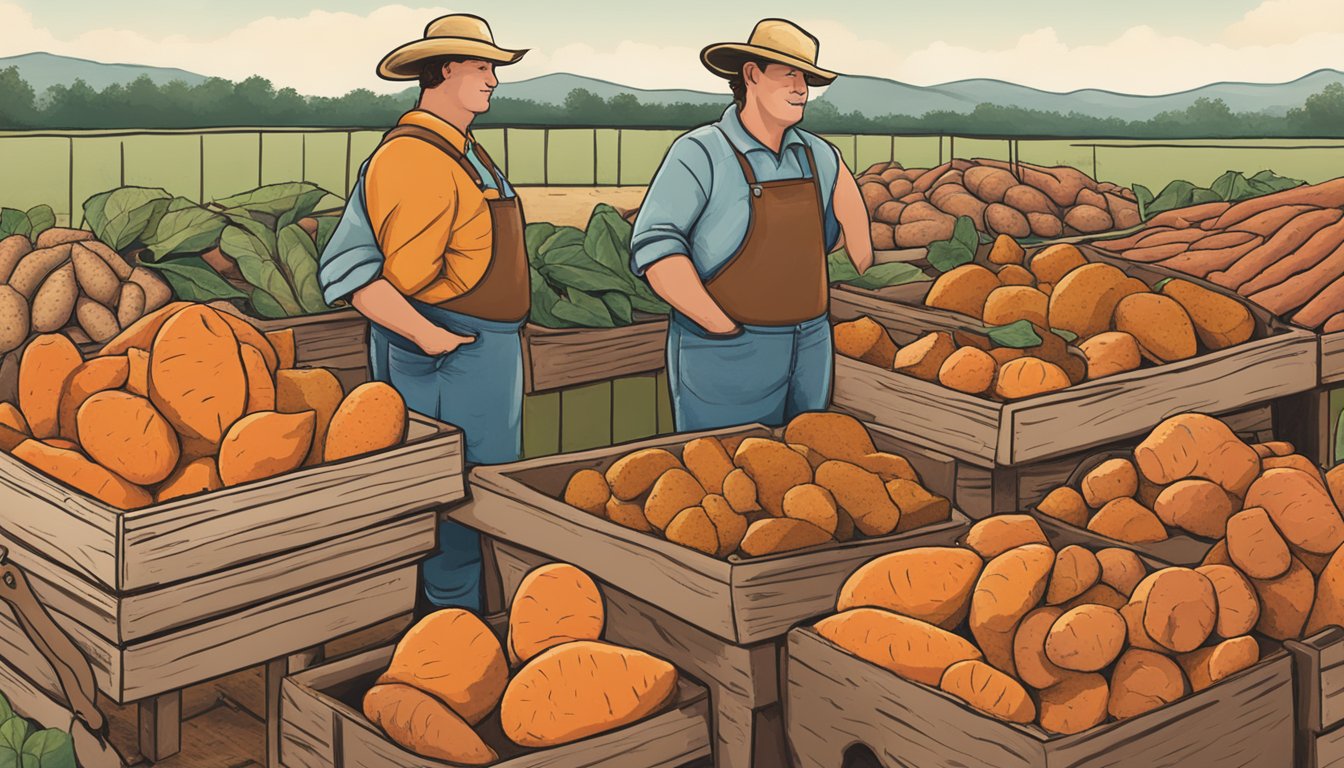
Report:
369,301,524,610
667,312,833,432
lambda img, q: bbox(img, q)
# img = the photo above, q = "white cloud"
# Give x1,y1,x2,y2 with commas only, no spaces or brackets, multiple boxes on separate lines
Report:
511,41,722,91
1224,0,1344,46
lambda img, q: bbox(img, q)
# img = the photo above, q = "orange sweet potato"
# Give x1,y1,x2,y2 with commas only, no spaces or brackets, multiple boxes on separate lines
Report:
508,563,605,666
148,306,248,447
939,659,1035,724
833,317,898,368
1108,649,1188,720
19,334,83,439
56,356,129,441
1226,506,1291,580
217,410,315,486
240,345,275,414
1087,498,1168,543
836,547,983,629
155,457,223,503
563,469,610,516
1134,413,1261,497
1244,468,1344,556
1046,546,1102,605
1096,548,1146,596
1037,487,1088,527
962,515,1048,560
275,368,344,466
817,607,982,685
1177,637,1259,692
783,411,877,465
1122,567,1217,652
1037,672,1108,735
1081,458,1139,508
1014,607,1068,689
76,391,180,486
1250,557,1315,640
96,301,190,357
1045,604,1126,672
970,544,1054,675
126,348,149,397
1196,564,1260,639
682,436,735,494
380,608,509,726
323,382,407,462
265,328,296,369
363,683,497,765
12,439,152,510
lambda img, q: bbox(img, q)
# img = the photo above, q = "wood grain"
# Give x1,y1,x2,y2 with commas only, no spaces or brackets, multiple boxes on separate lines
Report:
1290,627,1344,735
1309,725,1344,768
1322,331,1344,385
523,316,668,394
0,656,79,740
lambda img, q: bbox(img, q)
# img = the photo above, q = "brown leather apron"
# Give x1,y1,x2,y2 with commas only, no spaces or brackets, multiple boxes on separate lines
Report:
704,135,828,326
378,123,530,323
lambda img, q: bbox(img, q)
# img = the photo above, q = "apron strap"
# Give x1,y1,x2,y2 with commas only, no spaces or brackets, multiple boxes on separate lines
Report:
802,143,827,229
715,127,759,186
470,137,508,191
380,123,487,188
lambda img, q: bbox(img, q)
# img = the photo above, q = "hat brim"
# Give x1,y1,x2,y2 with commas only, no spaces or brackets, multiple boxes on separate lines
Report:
700,43,837,86
378,37,528,81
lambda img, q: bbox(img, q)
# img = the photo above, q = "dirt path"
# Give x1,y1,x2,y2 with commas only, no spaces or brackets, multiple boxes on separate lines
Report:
516,186,647,228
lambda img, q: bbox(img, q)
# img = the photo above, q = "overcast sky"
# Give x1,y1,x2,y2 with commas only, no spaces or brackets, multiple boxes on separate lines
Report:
2,0,1340,96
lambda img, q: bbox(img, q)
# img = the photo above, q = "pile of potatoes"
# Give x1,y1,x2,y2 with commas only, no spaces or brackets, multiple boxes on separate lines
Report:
835,241,1258,401
0,228,172,362
0,302,407,510
857,159,1141,250
364,563,678,764
815,517,1272,734
562,412,952,558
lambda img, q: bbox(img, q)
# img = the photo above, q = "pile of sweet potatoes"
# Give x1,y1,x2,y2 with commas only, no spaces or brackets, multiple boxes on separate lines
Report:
0,302,407,510
1089,177,1344,331
561,412,952,558
857,159,1141,249
813,516,1285,734
364,563,678,764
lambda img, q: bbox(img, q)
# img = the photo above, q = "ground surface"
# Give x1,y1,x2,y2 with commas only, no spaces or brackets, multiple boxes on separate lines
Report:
515,186,647,228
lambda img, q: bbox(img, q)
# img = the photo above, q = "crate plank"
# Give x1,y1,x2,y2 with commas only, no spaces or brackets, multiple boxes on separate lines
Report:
1309,725,1344,768
522,319,668,393
786,628,1294,768
1324,332,1344,385
522,391,561,459
1290,627,1344,736
0,657,78,740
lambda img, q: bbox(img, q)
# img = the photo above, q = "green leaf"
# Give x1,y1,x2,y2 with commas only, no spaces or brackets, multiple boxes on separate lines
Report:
1153,277,1173,292
247,288,289,320
214,182,337,218
540,263,631,295
1148,180,1197,217
1050,328,1078,343
525,222,557,261
314,215,339,254
847,262,929,291
529,267,566,327
141,201,227,261
827,250,861,284
541,243,591,269
538,226,584,254
551,288,614,328
1190,187,1223,205
951,216,978,252
220,221,303,317
927,240,975,273
23,205,55,240
277,223,328,314
601,291,634,325
20,729,75,768
82,187,172,250
629,292,670,315
0,209,29,240
1250,169,1305,194
1210,171,1255,202
0,694,11,724
987,320,1044,349
1132,184,1154,221
142,256,248,303
1335,409,1344,468
583,213,640,293
0,718,31,756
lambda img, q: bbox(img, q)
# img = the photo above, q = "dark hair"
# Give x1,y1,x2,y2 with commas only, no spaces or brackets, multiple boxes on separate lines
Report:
419,55,472,89
728,58,772,108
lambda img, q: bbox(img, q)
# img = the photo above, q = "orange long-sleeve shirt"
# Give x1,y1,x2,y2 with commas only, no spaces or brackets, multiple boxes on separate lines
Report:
364,110,501,305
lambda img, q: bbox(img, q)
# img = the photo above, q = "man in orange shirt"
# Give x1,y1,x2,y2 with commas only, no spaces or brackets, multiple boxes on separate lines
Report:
319,15,529,613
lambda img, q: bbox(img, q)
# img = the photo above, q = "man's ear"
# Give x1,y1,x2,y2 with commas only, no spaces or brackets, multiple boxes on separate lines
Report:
440,61,454,82
743,61,761,87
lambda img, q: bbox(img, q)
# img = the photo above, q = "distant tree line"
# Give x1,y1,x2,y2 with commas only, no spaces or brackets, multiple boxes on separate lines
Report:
1,67,1343,138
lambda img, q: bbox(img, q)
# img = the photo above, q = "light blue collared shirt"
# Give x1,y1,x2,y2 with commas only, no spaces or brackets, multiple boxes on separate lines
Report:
630,105,842,279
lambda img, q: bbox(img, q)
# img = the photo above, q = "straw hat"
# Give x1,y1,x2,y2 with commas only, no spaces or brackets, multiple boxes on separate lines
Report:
378,14,527,80
701,19,838,86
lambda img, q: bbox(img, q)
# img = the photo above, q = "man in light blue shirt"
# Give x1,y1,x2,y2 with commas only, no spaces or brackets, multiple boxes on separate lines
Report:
631,19,873,431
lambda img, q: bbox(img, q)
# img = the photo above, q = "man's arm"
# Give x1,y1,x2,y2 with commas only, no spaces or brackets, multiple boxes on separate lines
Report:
645,256,738,335
832,157,874,274
351,279,474,355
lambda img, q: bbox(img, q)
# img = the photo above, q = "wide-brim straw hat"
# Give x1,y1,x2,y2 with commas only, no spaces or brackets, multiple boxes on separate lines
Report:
378,14,527,81
701,18,838,86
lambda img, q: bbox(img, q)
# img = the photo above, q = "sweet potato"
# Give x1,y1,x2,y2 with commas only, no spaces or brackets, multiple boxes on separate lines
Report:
1079,331,1141,380
563,469,610,516
857,452,918,483
986,204,1031,239
1046,263,1135,341
643,468,705,530
7,244,71,299
837,547,982,629
507,563,604,666
380,608,507,725
1038,672,1108,735
1122,242,1193,263
887,479,951,532
1158,279,1254,351
75,297,118,343
722,467,759,513
148,306,247,447
129,267,171,313
963,515,1048,560
1123,567,1217,652
1015,607,1068,689
1196,564,1260,639
1245,235,1344,317
96,301,190,357
1262,454,1327,487
218,410,315,487
240,345,275,414
1113,293,1197,364
1226,506,1291,580
56,357,129,441
1028,244,1086,285
1063,583,1130,612
965,168,1018,204
0,402,26,435
1250,556,1314,640
1177,636,1259,693
1244,468,1344,555
69,244,119,306
1081,458,1139,508
1292,260,1344,328
0,286,28,355
363,684,496,765
1203,538,1232,566
606,498,652,532
833,317,897,368
0,234,32,283
1037,486,1088,527
1296,545,1334,576
1134,228,1208,249
994,357,1070,400
323,382,407,462
1159,236,1264,279
896,220,956,248
11,439,152,510
1045,604,1126,672
1215,176,1344,227
740,518,830,556
733,438,811,517
781,483,839,536
925,265,1000,319
1307,548,1344,635
666,505,719,556
1097,548,1146,596
987,234,1025,265
34,228,92,249
681,436,734,494
1108,649,1188,720
19,334,84,439
1028,212,1065,239
1064,205,1113,234
1151,479,1236,540
1211,208,1343,290
275,368,344,466
702,493,747,556
1046,546,1102,605
893,331,957,382
155,457,222,503
116,282,145,330
30,263,77,333
818,608,982,686
1137,475,1165,509
265,329,296,369
1134,413,1261,497
76,391,180,486
790,443,827,471
982,286,1048,328
869,223,896,250
1005,185,1059,217
783,411,876,464
939,659,1035,724
996,264,1034,286
1228,204,1316,236
1088,498,1167,543
815,460,901,536
970,544,1054,674
937,347,997,395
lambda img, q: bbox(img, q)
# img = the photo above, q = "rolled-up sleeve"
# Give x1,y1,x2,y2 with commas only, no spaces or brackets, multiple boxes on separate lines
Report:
318,176,383,305
630,137,714,276
817,141,844,252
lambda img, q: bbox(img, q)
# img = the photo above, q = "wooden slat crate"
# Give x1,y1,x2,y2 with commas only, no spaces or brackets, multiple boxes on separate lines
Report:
522,316,668,394
829,246,1318,468
1290,628,1344,768
784,627,1293,768
1322,333,1344,387
278,623,712,768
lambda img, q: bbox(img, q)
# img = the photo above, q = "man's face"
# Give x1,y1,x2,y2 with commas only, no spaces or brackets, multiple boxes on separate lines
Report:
748,62,809,125
443,58,498,114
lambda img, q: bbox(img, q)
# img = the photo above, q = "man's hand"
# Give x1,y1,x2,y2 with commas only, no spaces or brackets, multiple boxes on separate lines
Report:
414,326,476,356
646,256,741,336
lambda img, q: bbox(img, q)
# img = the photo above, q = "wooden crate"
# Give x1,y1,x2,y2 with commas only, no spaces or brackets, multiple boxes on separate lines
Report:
211,303,370,393
1303,726,1344,768
784,627,1294,768
829,247,1318,468
278,629,712,768
1290,627,1344,768
522,316,668,394
1323,333,1344,387
456,421,970,645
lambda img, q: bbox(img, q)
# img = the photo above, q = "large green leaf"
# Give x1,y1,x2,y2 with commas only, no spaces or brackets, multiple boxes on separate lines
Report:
142,256,248,303
583,212,640,293
0,695,11,724
277,224,328,315
24,206,55,240
0,209,29,240
0,718,31,757
846,261,929,291
988,320,1044,349
951,216,978,253
538,226,585,254
1250,169,1304,194
248,288,289,320
529,267,566,327
827,250,861,284
1149,180,1197,216
82,187,172,250
220,221,302,316
141,201,227,261
314,215,339,254
1132,184,1154,221
1210,171,1255,202
552,288,614,328
601,291,634,325
540,243,592,269
20,729,74,768
540,263,631,294
214,182,335,218
525,222,557,262
927,239,975,273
